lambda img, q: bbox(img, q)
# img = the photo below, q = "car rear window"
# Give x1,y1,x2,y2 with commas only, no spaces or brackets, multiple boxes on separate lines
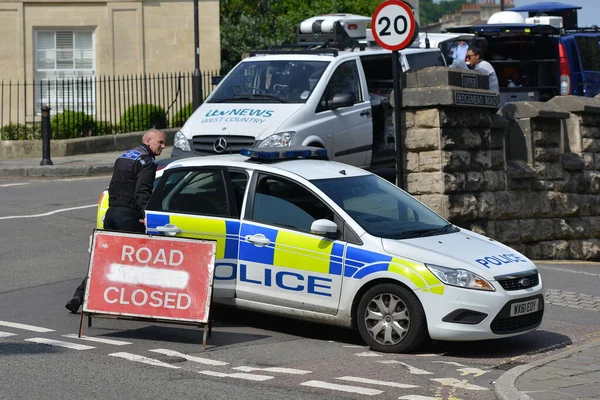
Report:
405,51,446,70
575,36,600,71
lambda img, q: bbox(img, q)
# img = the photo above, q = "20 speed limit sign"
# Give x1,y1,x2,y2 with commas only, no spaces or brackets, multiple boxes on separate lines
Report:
371,0,417,51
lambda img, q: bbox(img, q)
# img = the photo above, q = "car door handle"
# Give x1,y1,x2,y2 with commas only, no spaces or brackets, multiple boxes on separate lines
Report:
156,224,182,236
246,234,270,247
360,110,370,117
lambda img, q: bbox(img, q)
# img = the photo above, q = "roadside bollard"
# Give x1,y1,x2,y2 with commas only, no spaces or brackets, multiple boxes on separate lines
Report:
40,106,53,166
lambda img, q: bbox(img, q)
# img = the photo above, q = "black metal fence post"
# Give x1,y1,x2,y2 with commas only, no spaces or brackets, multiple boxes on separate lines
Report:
40,106,53,165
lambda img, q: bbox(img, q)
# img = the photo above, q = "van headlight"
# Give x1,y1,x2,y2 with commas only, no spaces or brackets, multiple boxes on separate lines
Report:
174,130,191,151
257,132,295,147
425,264,495,291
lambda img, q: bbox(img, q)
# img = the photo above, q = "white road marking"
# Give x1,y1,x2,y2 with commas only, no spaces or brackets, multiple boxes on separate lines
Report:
0,321,54,333
430,378,488,391
433,361,465,367
109,352,180,369
0,204,96,220
301,380,383,396
377,360,434,375
336,376,418,388
0,331,17,338
539,265,600,277
62,334,132,346
196,370,274,381
25,338,95,350
233,366,311,375
414,353,440,357
355,351,382,357
457,367,488,377
0,183,29,188
399,396,438,400
149,348,228,366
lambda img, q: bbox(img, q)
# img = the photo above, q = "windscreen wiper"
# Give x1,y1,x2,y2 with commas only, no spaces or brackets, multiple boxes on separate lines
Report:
212,94,287,103
395,224,456,239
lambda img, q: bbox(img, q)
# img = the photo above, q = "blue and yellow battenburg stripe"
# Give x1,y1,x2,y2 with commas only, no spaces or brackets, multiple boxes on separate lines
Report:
146,214,443,295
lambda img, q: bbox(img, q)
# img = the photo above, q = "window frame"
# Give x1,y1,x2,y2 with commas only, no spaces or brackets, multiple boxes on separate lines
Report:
146,167,247,219
316,59,363,113
34,29,96,115
244,171,360,244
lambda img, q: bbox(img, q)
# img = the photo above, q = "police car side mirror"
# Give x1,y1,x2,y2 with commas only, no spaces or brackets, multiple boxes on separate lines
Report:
310,219,339,238
329,93,354,110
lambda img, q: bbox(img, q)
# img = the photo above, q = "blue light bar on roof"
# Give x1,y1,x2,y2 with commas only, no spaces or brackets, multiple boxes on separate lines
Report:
240,146,328,160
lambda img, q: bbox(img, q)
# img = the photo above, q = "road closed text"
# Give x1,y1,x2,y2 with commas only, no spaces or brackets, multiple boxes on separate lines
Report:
104,287,192,310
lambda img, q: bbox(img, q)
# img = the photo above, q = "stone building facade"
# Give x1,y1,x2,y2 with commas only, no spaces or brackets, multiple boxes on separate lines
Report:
400,67,600,260
0,0,220,123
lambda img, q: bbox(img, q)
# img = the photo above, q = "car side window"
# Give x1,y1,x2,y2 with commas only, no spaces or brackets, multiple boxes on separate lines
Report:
251,174,333,233
147,168,231,217
317,60,362,113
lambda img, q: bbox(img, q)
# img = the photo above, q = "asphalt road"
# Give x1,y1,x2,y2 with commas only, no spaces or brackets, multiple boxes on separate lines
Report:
1,177,599,400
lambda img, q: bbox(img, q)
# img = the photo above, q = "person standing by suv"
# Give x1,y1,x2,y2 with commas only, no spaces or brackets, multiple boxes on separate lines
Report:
65,128,166,313
465,45,499,93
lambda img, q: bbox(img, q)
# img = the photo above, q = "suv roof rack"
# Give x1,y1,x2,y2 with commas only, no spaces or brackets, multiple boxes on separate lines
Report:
249,48,339,57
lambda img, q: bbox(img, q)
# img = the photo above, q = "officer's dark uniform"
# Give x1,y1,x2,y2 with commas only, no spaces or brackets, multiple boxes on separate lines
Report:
65,144,157,313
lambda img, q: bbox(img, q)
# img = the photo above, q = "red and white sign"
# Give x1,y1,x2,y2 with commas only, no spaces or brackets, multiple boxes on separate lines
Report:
371,0,416,51
83,230,216,324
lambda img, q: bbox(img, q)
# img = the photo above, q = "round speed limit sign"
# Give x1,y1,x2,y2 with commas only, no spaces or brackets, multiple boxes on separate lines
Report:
371,0,417,51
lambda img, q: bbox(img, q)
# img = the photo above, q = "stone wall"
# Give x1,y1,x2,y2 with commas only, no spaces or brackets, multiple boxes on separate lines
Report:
401,67,600,260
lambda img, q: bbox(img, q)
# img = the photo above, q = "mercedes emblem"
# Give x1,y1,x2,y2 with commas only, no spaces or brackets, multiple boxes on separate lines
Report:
213,137,228,153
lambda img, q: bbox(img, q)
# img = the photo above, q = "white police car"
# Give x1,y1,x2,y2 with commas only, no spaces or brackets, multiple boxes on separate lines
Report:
141,147,543,352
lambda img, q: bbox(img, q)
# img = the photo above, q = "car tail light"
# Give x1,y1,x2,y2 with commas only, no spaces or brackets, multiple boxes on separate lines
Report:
559,43,570,95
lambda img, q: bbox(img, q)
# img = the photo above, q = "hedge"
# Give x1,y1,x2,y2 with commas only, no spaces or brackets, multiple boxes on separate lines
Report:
120,104,168,132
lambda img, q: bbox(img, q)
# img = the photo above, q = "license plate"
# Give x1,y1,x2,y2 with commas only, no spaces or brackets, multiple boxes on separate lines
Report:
510,299,539,317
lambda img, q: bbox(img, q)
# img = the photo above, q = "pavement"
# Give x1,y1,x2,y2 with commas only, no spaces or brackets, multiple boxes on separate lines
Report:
2,149,600,399
0,147,175,178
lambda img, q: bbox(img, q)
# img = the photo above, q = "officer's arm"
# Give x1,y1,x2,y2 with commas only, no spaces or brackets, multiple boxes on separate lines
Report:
134,158,157,211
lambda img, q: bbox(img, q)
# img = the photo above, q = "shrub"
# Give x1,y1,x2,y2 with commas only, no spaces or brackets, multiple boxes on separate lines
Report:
96,122,117,136
120,104,167,132
1,123,41,140
50,111,96,139
170,102,195,128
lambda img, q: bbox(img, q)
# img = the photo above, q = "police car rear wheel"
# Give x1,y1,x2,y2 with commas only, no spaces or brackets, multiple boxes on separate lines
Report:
357,284,427,353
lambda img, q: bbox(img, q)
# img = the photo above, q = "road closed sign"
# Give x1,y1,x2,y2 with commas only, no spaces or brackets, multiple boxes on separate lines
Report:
83,230,216,324
371,0,417,51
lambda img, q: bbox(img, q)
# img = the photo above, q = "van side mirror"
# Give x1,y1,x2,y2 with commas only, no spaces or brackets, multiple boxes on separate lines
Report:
329,93,354,110
310,219,339,238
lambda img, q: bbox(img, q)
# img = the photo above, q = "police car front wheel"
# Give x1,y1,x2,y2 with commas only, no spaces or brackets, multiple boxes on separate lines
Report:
357,284,427,353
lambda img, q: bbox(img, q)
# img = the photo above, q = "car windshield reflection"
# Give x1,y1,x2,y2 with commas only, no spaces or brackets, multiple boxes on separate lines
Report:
312,175,457,239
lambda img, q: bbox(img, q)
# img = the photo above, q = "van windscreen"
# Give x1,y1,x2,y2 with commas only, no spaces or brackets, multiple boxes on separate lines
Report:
208,60,329,104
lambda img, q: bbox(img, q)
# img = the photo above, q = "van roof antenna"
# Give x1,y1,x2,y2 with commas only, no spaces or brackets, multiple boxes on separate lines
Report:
424,16,430,48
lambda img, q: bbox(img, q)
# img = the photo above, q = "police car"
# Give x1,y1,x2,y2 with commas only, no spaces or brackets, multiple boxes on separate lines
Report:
97,148,544,352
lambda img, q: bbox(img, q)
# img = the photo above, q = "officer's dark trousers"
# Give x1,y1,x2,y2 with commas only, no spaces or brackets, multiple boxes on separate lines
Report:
71,206,145,302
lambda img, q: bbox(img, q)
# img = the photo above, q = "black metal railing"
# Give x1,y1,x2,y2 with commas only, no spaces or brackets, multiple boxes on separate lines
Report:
0,70,224,140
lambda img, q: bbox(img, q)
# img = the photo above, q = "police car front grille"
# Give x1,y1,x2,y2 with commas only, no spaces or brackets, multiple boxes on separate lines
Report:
496,273,539,291
192,135,256,155
490,310,544,334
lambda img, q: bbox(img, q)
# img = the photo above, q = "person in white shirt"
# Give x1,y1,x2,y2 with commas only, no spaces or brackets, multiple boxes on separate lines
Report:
450,45,499,93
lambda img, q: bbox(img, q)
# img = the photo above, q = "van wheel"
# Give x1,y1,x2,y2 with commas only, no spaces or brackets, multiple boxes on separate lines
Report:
356,283,427,353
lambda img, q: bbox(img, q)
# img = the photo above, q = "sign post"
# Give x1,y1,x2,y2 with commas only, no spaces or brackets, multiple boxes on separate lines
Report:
80,230,217,348
372,0,417,189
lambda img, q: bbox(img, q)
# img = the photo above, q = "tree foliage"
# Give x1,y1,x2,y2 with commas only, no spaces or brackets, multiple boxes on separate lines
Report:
220,0,474,70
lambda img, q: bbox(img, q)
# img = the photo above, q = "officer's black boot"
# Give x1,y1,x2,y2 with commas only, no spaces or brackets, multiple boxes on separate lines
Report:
65,278,86,313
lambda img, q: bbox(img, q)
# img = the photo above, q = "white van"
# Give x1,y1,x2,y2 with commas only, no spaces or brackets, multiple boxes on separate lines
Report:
172,14,446,169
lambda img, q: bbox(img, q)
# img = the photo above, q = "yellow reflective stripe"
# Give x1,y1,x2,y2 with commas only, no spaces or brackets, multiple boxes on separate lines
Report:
273,230,332,273
96,191,109,229
169,215,227,258
389,257,443,295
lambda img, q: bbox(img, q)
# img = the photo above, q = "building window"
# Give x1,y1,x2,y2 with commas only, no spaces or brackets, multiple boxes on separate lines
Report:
35,30,95,114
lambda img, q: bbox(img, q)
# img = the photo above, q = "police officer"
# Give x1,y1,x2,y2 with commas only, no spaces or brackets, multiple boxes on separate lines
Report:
65,128,167,313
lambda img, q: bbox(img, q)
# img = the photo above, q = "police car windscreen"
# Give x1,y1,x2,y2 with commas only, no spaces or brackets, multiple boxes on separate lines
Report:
209,60,329,104
312,175,452,240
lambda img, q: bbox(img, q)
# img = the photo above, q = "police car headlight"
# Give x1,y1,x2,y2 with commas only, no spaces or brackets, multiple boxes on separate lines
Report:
425,264,495,291
174,130,191,151
257,132,295,147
